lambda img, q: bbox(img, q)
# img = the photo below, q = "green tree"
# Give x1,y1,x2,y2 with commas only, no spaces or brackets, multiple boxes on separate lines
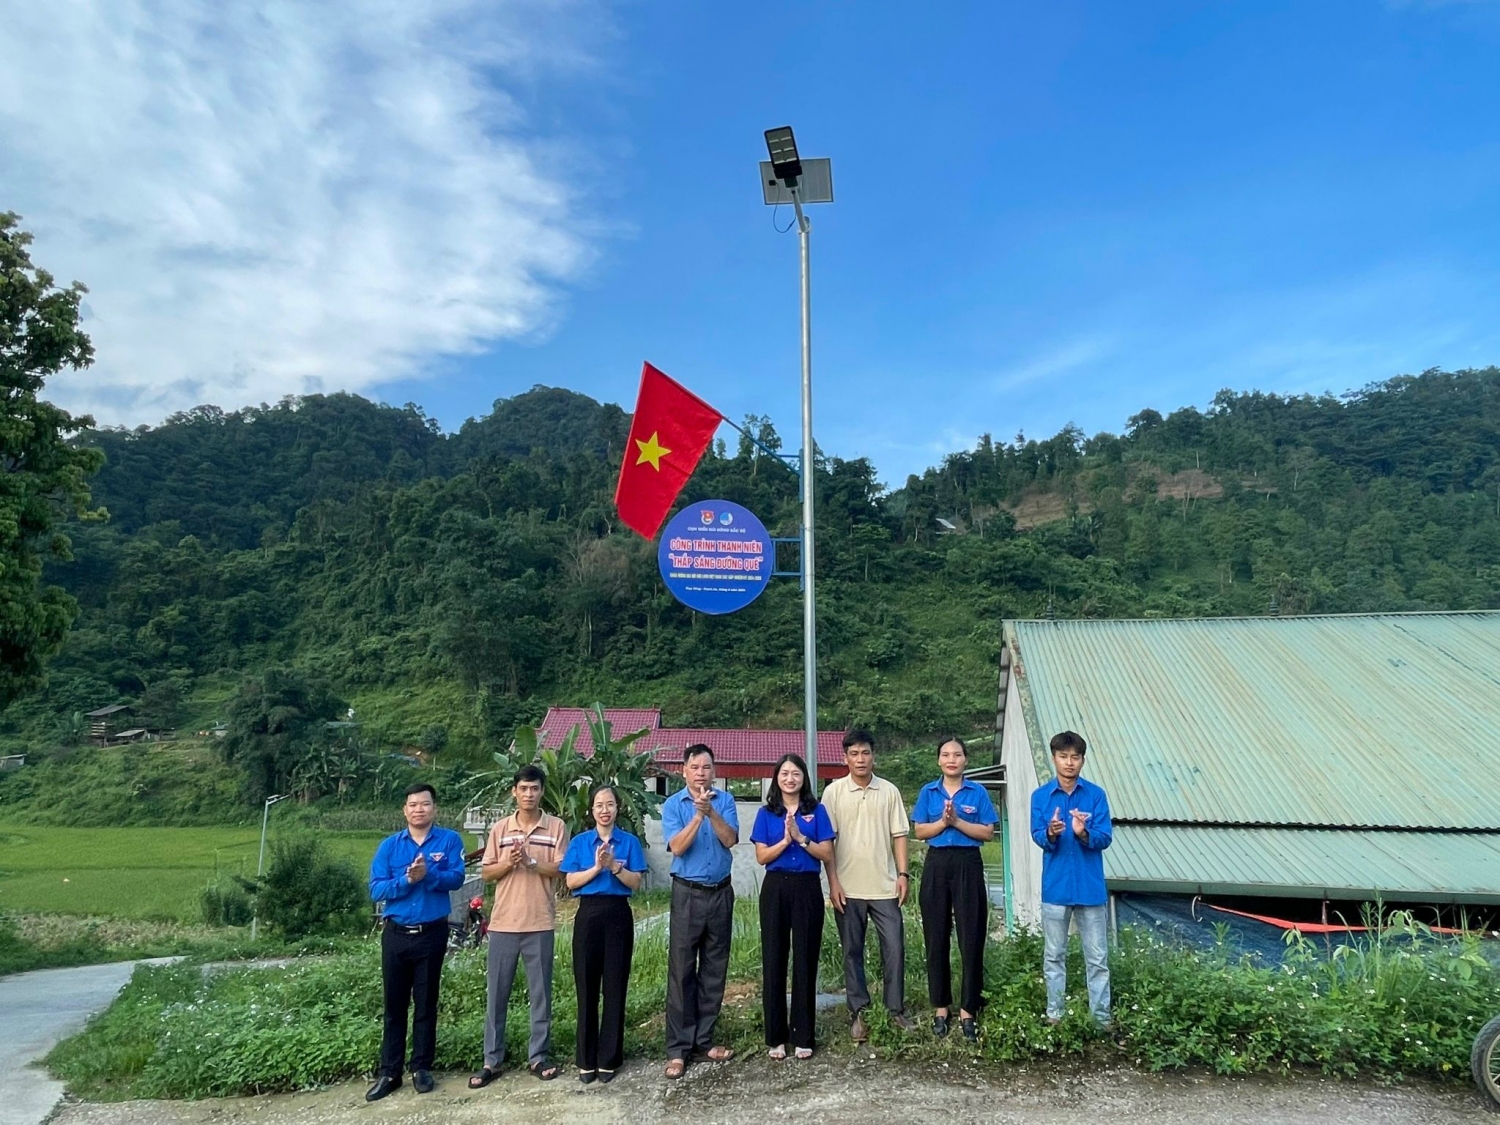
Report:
220,666,346,802
0,213,105,709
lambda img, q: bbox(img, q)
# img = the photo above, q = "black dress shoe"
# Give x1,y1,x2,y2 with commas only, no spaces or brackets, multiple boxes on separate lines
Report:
365,1076,402,1101
412,1069,436,1093
932,1015,950,1037
960,1016,978,1042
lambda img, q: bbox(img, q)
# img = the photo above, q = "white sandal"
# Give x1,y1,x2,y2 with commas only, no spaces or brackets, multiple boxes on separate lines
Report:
768,1045,787,1060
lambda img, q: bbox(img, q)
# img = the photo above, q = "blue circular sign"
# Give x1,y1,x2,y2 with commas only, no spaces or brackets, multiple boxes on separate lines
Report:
658,500,772,615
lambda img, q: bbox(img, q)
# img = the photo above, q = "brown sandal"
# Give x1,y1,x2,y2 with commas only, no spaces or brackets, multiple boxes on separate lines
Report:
703,1045,735,1062
664,1058,686,1079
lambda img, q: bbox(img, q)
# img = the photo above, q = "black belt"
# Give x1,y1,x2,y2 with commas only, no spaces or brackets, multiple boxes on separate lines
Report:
672,875,732,893
385,919,447,935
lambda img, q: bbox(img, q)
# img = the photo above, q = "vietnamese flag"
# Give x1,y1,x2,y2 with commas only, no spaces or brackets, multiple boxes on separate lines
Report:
614,362,724,539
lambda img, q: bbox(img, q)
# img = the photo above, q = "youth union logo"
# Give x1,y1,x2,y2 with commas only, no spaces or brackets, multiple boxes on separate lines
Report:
699,508,715,523
718,511,733,526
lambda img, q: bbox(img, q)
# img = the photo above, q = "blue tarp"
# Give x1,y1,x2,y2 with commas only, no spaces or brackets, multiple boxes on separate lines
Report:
1115,892,1500,966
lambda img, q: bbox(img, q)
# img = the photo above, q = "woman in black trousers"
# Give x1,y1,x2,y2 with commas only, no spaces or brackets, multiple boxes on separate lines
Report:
751,752,837,1059
559,785,648,1083
911,737,998,1042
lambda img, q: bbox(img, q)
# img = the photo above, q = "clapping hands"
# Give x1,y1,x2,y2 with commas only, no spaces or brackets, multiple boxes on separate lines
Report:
784,810,808,845
1045,806,1090,842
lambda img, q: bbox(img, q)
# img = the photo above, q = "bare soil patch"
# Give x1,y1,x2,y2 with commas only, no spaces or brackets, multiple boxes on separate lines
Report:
48,1055,1487,1125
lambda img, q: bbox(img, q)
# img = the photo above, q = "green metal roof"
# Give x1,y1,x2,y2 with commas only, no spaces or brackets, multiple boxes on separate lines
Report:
1007,612,1500,831
1106,825,1500,903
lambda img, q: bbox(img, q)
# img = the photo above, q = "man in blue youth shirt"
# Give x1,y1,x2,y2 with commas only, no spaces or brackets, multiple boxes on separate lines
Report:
1029,731,1113,1027
660,744,740,1079
366,783,468,1101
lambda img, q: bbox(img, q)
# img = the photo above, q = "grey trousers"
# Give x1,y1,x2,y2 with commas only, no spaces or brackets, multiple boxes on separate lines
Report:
665,879,735,1060
484,929,554,1068
836,897,906,1015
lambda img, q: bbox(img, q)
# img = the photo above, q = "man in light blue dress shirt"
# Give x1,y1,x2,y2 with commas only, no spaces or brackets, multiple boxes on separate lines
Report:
660,743,740,1079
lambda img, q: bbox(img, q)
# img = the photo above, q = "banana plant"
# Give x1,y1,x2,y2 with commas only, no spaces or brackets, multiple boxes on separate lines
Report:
465,702,663,837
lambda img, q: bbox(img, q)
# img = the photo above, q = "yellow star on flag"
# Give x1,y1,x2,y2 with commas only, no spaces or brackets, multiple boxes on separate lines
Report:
634,430,672,470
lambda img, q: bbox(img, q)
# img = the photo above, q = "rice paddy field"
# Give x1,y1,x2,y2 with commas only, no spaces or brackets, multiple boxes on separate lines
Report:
0,824,388,921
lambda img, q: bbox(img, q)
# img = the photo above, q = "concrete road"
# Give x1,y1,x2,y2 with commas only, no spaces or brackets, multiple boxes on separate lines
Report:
45,1054,1491,1125
0,959,176,1125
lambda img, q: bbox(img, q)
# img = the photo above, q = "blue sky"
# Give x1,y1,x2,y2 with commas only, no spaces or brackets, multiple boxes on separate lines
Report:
7,1,1500,485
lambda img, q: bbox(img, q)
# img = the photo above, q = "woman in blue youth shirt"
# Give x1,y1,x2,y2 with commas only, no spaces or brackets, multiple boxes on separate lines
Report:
911,737,997,1042
751,752,836,1059
560,785,647,1084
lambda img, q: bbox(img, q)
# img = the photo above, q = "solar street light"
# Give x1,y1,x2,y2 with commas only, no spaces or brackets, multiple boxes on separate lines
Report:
757,127,833,765
764,126,803,184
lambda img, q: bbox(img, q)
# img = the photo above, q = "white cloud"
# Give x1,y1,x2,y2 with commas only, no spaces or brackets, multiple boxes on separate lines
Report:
0,0,605,424
990,336,1116,393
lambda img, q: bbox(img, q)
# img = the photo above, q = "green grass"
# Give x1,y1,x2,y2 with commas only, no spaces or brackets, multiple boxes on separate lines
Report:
0,824,387,921
46,901,774,1099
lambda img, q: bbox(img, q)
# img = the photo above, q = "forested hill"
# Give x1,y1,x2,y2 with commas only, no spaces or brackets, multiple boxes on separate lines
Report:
5,367,1500,774
84,387,627,548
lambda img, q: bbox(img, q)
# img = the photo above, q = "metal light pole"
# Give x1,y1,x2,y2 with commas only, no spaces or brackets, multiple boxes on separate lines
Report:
250,793,288,941
797,197,816,767
761,128,833,765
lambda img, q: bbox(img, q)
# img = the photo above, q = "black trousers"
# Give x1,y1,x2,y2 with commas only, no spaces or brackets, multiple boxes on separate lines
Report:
572,895,635,1071
918,847,987,1015
379,921,448,1077
759,870,825,1049
665,879,735,1059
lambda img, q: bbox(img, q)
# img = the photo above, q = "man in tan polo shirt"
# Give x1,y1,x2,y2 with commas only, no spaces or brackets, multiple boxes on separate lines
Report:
470,764,569,1086
823,728,918,1042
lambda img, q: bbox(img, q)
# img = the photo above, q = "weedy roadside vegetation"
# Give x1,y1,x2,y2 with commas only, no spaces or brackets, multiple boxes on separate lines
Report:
47,906,1500,1100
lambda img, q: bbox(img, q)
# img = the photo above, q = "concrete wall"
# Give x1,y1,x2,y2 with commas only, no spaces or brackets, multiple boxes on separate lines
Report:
642,799,770,898
1000,672,1043,929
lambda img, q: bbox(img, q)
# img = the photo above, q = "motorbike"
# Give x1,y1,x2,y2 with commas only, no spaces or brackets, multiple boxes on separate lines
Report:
1477,1013,1500,1111
448,893,488,951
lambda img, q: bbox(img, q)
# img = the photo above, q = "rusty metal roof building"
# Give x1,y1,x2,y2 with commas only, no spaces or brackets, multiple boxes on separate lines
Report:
999,612,1500,910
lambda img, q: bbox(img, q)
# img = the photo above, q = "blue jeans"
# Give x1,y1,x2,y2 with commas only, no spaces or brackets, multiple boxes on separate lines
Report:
1041,902,1111,1024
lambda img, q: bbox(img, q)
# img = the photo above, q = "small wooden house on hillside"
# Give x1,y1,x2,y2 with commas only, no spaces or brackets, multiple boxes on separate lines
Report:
85,704,132,744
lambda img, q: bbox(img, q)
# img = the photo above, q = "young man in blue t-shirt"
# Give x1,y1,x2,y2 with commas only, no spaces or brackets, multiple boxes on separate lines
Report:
1029,730,1113,1027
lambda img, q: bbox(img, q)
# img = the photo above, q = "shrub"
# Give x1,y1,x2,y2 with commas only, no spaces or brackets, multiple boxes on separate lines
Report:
200,880,254,928
241,835,366,939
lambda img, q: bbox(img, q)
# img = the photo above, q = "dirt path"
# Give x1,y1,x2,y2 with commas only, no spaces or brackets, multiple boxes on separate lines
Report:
48,1054,1487,1125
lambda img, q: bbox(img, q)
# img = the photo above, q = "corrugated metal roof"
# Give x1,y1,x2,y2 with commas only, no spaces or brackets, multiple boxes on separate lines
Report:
534,707,844,769
537,708,662,754
1008,613,1500,830
1107,825,1500,903
647,729,846,769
